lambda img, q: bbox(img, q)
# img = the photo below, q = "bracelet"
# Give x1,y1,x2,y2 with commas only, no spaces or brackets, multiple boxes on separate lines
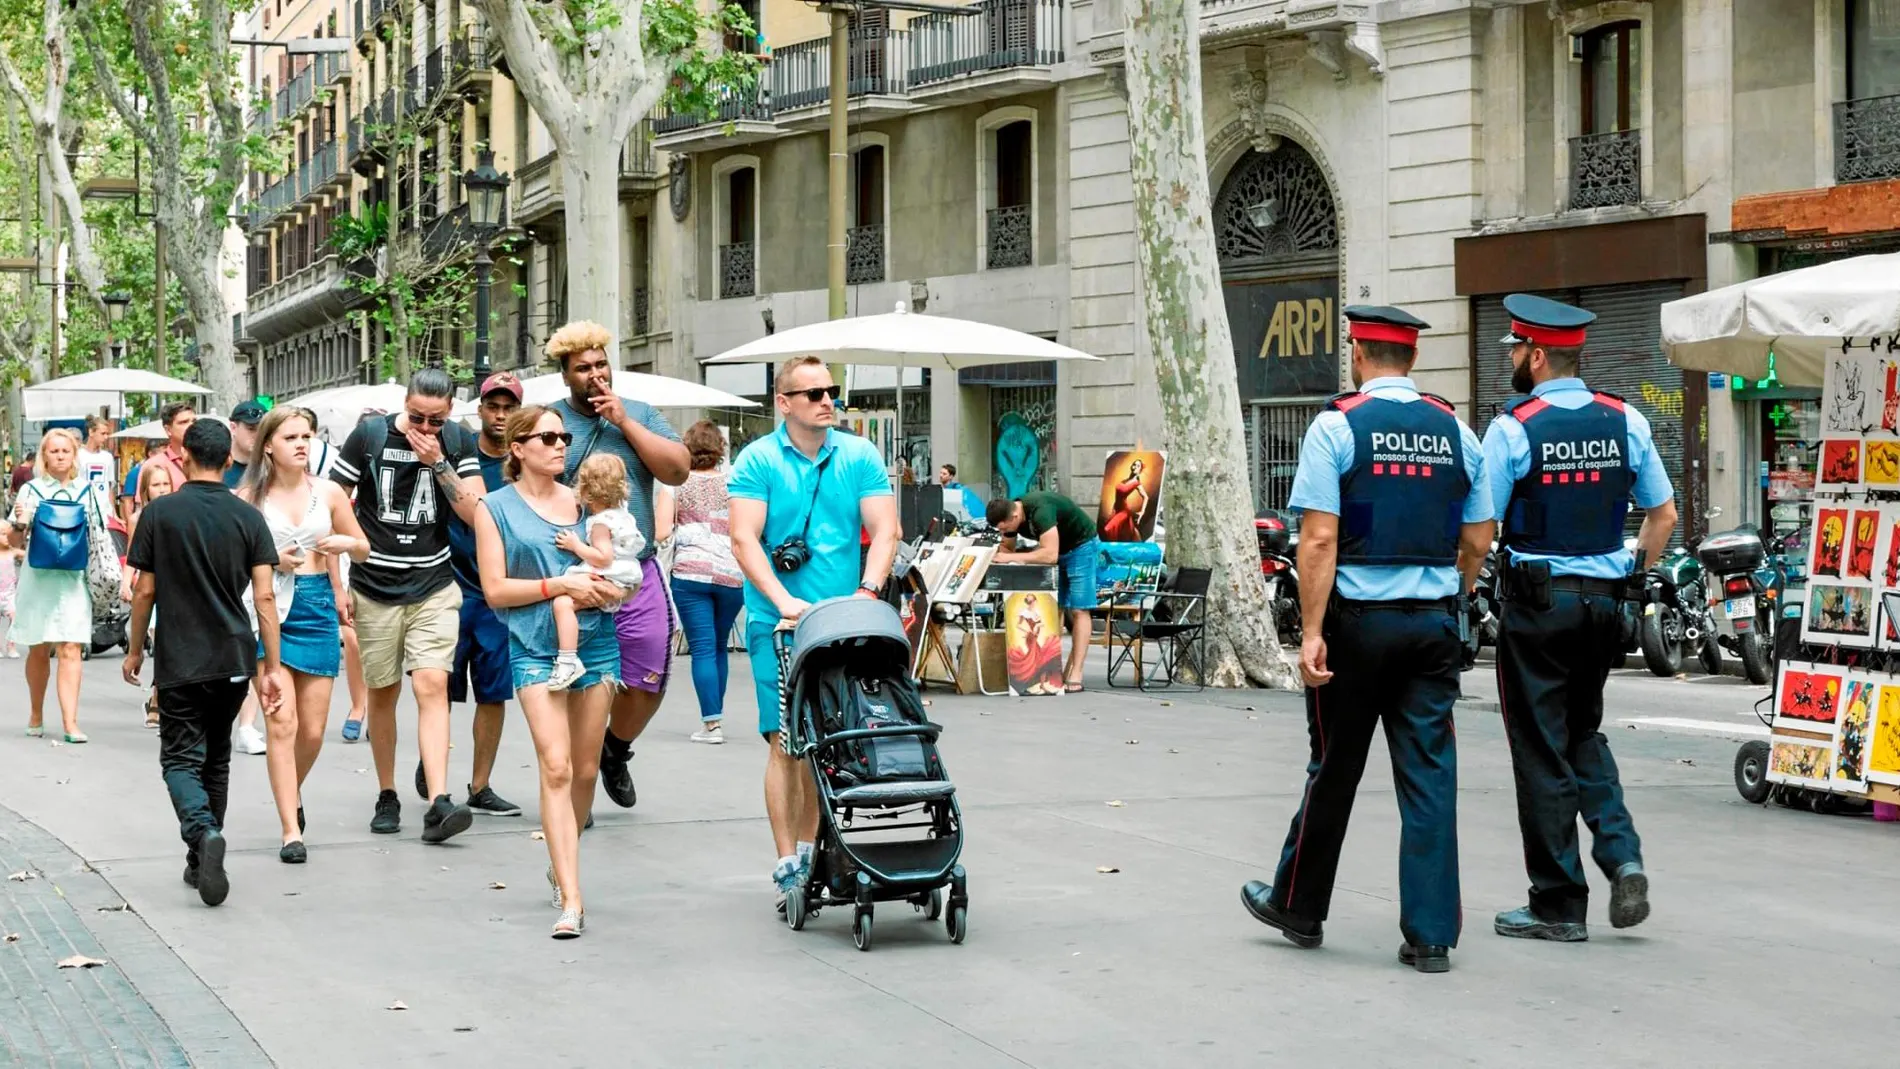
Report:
540,578,550,600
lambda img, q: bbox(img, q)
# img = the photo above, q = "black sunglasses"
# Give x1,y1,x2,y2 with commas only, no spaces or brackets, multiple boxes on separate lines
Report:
406,410,450,428
781,386,842,403
515,430,574,448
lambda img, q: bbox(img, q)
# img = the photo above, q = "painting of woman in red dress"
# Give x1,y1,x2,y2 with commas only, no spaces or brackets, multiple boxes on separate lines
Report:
1005,593,1066,696
1097,450,1166,542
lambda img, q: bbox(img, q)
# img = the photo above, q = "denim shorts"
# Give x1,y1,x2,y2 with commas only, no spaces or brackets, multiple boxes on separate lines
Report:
510,621,620,693
1059,538,1102,612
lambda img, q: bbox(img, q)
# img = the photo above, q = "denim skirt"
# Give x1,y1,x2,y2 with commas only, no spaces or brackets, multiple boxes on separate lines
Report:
262,574,342,678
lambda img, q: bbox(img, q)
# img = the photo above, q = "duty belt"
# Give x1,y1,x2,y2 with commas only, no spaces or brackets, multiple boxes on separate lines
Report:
1548,576,1626,598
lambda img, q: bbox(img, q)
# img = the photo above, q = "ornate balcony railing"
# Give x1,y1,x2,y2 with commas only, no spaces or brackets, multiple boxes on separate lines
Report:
633,286,650,334
985,203,1031,268
1567,128,1642,210
654,78,771,134
909,0,1064,87
449,27,492,85
770,24,908,112
846,223,885,284
1835,94,1900,184
719,241,756,298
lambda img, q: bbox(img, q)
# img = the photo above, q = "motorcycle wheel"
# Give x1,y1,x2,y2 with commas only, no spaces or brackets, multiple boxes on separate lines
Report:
1697,636,1723,677
1639,607,1683,677
1738,631,1771,685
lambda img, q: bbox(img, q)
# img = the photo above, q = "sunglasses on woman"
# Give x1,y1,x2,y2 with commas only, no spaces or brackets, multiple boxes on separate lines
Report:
516,431,574,447
781,385,842,403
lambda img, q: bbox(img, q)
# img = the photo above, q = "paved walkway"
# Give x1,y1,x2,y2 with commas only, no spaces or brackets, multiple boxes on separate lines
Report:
0,644,1891,1068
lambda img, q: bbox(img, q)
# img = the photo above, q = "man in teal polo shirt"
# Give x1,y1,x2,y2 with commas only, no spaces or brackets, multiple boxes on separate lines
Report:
729,355,901,908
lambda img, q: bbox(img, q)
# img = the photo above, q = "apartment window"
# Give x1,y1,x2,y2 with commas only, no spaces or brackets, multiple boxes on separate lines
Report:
1849,0,1900,100
1567,20,1643,209
717,161,758,299
848,141,886,285
1580,21,1638,134
631,214,651,334
980,112,1034,269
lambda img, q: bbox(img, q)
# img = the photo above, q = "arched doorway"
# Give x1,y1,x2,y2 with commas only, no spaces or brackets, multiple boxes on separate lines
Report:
1214,140,1340,511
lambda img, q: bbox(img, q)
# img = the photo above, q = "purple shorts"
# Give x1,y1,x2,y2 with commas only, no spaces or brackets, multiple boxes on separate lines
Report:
615,557,673,693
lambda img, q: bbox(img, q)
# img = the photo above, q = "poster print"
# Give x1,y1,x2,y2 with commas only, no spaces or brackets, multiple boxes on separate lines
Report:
1003,592,1066,696
1810,507,1847,578
1773,663,1845,732
1803,583,1877,647
1833,676,1875,791
1823,352,1874,435
1818,439,1863,490
1097,450,1166,543
1766,737,1836,790
1868,440,1900,487
1849,508,1881,581
934,546,996,604
1870,683,1900,786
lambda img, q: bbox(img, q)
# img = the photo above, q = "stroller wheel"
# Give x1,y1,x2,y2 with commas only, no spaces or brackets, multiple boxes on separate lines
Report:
852,908,874,952
920,888,944,921
784,886,808,932
946,904,967,945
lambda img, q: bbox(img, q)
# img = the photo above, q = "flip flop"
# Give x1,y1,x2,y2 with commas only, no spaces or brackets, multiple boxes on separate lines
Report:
1064,682,1085,693
340,716,364,742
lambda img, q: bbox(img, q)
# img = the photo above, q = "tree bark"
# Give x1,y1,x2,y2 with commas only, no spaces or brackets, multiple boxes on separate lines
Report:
556,127,625,331
1123,0,1296,689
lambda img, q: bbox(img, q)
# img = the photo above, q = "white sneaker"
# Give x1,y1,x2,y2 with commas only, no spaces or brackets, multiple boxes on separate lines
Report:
690,725,725,744
236,724,267,755
547,657,584,693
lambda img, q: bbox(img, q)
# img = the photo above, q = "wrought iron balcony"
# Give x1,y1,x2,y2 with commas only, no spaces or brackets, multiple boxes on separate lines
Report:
402,67,423,117
985,203,1031,268
846,223,885,284
719,241,756,299
909,0,1064,89
1567,128,1641,210
1836,94,1900,184
654,79,772,135
770,24,908,112
633,286,650,335
446,26,493,94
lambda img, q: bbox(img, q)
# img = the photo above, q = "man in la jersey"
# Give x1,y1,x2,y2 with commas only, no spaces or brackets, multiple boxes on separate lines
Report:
1241,306,1493,974
330,369,490,843
1482,293,1677,942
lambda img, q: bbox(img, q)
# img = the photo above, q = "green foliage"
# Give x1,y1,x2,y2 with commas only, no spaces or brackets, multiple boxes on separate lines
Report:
649,1,759,119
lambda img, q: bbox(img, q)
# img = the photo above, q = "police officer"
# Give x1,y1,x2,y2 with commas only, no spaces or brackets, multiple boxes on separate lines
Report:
1482,293,1678,943
1240,306,1494,975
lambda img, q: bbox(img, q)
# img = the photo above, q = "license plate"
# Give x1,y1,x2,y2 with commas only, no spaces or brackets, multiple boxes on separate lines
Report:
1724,596,1756,619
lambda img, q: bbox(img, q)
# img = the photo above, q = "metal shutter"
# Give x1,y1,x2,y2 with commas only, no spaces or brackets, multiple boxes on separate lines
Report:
1472,281,1687,540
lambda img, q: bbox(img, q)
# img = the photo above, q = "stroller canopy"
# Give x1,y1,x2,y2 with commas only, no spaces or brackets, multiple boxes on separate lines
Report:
788,597,912,685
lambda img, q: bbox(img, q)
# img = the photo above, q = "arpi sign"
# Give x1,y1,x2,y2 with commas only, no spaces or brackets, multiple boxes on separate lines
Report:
1223,276,1341,400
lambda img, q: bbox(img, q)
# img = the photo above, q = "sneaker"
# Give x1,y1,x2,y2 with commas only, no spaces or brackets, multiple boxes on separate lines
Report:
236,724,267,756
420,794,473,844
690,724,725,744
339,716,363,743
369,789,401,834
547,656,584,693
467,785,521,817
773,857,802,914
414,759,429,802
599,742,637,808
196,831,230,907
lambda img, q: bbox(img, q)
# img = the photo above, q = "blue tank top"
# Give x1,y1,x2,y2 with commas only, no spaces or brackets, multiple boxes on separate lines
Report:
481,484,608,657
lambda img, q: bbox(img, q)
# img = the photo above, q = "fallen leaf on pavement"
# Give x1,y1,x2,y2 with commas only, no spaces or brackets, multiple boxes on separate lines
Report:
1167,748,1180,754
454,1027,476,1033
1247,716,1258,721
1124,739,1139,745
4,932,19,943
6,871,35,882
57,955,106,969
95,903,132,913
488,881,507,890
354,768,367,774
1676,758,1695,766
1106,800,1125,807
530,831,546,841
1160,701,1173,707
1096,866,1120,874
388,1000,408,1011
1245,706,1256,712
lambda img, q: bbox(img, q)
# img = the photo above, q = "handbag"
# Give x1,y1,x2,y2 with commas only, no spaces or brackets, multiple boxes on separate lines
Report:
83,492,123,614
26,488,88,572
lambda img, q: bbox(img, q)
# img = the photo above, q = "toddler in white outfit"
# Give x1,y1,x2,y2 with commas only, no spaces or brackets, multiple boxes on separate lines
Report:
549,454,646,690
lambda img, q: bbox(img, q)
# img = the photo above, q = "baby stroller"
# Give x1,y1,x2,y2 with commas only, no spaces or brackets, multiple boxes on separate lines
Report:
775,596,968,951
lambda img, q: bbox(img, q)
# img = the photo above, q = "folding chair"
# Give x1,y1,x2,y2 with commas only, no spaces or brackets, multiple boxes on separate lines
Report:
1106,567,1211,691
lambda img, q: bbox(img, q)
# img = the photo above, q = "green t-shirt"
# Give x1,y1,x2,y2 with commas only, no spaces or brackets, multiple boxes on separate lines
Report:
1020,491,1096,551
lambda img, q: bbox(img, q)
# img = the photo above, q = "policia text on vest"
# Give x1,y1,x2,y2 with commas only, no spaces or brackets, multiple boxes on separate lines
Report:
1240,305,1495,976
1480,293,1676,945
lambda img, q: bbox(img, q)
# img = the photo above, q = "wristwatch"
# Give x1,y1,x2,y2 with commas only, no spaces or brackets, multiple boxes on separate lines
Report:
431,459,453,477
857,583,881,598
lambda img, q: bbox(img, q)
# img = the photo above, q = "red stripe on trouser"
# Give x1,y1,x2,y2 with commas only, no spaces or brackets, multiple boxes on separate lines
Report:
1284,686,1326,903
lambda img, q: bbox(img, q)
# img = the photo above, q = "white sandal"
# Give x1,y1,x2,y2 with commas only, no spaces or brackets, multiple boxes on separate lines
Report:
552,908,585,939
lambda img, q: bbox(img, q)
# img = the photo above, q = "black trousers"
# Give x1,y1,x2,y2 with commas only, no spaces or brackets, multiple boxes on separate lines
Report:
1496,590,1642,924
156,678,250,866
1270,600,1463,947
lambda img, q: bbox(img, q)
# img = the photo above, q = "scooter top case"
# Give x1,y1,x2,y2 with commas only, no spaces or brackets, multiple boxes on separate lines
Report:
1698,528,1765,574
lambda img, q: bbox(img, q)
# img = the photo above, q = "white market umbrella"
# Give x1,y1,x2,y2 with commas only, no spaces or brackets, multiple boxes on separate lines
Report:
23,367,212,421
517,368,759,410
1660,252,1900,386
701,302,1100,444
286,379,475,436
113,420,167,440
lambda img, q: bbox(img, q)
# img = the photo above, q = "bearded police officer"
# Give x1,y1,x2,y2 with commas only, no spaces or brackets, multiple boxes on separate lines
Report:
1240,306,1494,975
1482,293,1677,943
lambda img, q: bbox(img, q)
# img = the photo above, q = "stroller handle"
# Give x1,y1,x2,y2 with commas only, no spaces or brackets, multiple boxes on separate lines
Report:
816,724,943,748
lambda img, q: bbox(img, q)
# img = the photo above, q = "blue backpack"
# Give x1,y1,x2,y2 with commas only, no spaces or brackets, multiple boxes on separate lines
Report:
26,488,89,572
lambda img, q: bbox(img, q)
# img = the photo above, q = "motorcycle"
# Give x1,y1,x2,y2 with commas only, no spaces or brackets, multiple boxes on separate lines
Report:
1469,543,1501,650
1696,525,1773,685
1639,541,1720,678
1255,510,1301,645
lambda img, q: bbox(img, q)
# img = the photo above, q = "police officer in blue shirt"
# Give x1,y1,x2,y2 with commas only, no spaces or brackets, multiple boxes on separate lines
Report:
1240,306,1494,975
1482,293,1678,943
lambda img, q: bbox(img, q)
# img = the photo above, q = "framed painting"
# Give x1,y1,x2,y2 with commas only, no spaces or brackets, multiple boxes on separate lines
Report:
1766,736,1836,790
1870,682,1900,787
1773,663,1845,733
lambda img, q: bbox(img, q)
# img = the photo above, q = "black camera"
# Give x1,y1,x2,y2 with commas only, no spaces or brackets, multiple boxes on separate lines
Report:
771,537,812,574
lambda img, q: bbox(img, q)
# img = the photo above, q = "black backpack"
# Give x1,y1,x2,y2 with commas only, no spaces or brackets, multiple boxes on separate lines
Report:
809,665,941,786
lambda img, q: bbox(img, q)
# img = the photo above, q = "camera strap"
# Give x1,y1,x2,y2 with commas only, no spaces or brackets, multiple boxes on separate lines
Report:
792,452,834,542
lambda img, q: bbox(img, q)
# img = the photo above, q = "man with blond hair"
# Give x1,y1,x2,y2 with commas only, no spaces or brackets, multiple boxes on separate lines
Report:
544,321,690,817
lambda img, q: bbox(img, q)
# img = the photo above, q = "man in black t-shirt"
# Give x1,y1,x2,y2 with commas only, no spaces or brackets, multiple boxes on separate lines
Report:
329,369,487,843
124,419,282,908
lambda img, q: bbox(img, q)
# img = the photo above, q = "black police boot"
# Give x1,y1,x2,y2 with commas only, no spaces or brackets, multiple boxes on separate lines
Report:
1398,943,1451,973
1608,862,1650,929
1239,881,1322,948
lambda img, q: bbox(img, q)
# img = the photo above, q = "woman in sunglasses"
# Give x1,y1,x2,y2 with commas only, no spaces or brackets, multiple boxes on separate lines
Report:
472,405,628,939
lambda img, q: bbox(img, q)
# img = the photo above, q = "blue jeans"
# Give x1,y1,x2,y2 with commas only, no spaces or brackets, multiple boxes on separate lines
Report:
673,577,745,724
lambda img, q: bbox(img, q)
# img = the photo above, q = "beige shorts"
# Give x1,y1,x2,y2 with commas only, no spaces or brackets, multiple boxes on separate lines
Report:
352,584,463,689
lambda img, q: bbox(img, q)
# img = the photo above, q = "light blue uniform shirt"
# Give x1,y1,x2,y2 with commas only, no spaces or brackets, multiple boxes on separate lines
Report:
1287,377,1492,601
1481,377,1675,579
728,426,892,625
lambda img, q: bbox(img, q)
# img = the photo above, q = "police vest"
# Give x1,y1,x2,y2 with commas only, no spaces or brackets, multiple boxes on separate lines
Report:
1501,391,1636,556
1327,391,1471,567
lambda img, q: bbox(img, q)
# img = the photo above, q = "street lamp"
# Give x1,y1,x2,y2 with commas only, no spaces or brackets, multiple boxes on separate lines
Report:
103,291,131,367
461,150,511,382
